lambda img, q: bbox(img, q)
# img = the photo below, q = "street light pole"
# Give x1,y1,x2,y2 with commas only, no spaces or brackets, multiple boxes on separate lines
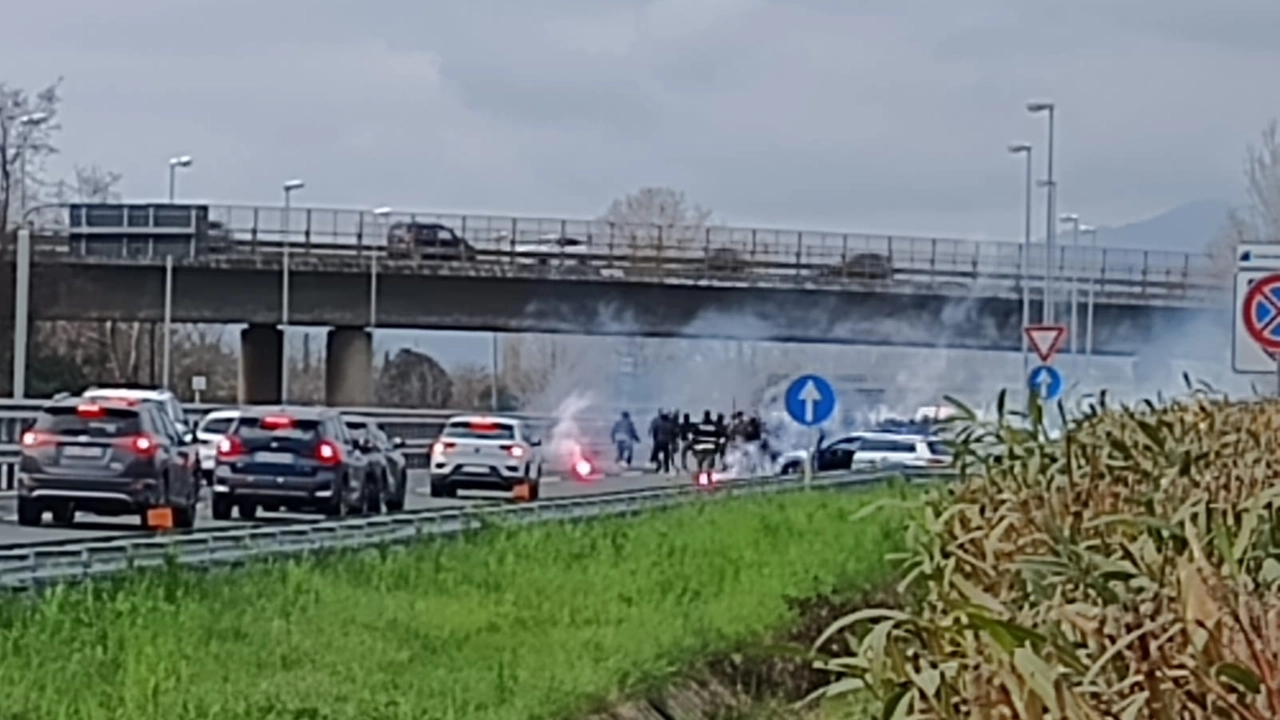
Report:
1081,225,1098,371
280,179,305,403
1027,101,1056,323
14,112,50,227
1008,143,1034,375
167,156,193,202
370,207,391,330
1058,213,1081,364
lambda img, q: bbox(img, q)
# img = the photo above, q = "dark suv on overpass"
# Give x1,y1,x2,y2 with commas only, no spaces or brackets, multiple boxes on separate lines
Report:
16,396,200,528
211,406,375,520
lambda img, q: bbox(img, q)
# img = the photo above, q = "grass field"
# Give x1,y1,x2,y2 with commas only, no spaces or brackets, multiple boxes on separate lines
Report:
0,485,909,720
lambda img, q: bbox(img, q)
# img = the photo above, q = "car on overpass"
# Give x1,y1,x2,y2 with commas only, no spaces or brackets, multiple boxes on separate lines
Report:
385,221,477,262
16,396,200,529
211,406,375,520
428,415,544,501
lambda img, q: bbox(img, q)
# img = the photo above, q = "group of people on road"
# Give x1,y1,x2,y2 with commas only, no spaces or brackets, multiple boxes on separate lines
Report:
609,409,771,475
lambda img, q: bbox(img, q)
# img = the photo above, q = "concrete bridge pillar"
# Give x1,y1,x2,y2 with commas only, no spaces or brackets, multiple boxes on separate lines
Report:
325,326,372,407
239,324,283,404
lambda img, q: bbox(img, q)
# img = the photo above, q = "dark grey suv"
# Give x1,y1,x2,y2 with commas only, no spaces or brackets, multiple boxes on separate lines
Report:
17,397,200,528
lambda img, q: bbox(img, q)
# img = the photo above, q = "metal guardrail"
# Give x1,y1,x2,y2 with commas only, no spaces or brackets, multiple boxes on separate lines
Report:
19,203,1227,305
0,468,933,589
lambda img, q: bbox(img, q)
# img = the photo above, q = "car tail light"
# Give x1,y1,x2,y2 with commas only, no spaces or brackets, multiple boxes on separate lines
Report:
20,430,55,448
432,441,456,455
503,444,525,458
261,415,294,430
76,403,105,419
217,435,245,459
315,440,342,466
120,434,157,457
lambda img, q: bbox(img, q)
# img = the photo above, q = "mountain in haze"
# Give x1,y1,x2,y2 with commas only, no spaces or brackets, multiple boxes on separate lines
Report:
1089,198,1232,253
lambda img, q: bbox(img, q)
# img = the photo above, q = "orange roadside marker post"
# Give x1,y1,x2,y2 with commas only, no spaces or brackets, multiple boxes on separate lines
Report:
146,506,175,531
512,483,531,503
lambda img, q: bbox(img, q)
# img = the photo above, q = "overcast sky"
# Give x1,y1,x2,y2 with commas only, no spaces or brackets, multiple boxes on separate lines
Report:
3,0,1276,242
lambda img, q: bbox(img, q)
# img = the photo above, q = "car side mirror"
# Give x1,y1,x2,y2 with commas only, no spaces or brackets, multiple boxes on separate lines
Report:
182,432,197,445
391,437,406,448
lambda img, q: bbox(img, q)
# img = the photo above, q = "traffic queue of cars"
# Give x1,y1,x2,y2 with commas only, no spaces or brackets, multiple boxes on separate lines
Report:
15,387,410,530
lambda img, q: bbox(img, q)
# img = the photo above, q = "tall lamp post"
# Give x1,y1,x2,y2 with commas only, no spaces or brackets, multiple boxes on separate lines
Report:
1008,142,1034,373
14,112,50,225
280,178,305,402
1026,100,1057,322
1058,213,1082,363
167,156,193,202
1080,225,1098,370
369,207,391,330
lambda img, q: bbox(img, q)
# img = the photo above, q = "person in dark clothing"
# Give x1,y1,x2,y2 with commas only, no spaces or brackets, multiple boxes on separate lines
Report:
743,415,762,444
690,410,720,472
611,411,640,466
648,410,664,468
714,413,729,468
678,412,694,471
652,411,678,474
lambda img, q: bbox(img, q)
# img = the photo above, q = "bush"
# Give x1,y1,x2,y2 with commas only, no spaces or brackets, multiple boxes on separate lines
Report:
810,388,1280,719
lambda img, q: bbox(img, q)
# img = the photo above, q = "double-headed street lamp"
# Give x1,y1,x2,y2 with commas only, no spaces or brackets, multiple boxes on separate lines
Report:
1026,101,1057,323
167,156,193,202
280,179,305,402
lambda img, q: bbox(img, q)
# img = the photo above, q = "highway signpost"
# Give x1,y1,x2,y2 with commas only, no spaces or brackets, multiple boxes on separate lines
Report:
1028,364,1064,402
1233,246,1280,392
1024,324,1067,403
1024,324,1067,364
784,374,836,427
784,374,837,488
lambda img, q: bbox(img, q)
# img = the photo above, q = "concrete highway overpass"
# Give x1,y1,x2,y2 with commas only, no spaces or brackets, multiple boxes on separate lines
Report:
6,202,1229,406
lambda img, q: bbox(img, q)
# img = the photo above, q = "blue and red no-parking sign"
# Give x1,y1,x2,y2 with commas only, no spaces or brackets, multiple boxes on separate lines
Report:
1241,273,1280,352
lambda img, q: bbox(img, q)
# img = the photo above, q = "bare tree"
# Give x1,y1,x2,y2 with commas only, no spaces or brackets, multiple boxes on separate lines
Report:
51,164,123,205
1210,120,1280,277
600,186,714,252
0,79,62,232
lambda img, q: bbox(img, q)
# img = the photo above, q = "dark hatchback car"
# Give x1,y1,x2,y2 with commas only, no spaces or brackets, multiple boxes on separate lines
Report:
211,406,373,520
16,397,200,528
342,414,409,513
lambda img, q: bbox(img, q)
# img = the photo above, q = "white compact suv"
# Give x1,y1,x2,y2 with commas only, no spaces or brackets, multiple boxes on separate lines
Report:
428,415,544,500
192,408,242,484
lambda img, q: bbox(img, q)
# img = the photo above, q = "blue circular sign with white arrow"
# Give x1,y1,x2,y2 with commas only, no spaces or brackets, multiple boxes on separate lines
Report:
784,374,837,427
1027,364,1064,402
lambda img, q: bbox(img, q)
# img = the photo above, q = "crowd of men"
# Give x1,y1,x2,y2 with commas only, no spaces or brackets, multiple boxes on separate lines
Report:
609,409,771,475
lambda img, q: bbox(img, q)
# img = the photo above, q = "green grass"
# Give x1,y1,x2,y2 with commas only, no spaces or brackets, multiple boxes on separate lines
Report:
0,486,909,720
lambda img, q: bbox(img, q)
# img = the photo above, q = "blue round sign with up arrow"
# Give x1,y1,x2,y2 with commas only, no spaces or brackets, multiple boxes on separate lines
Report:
1028,364,1064,401
784,374,836,427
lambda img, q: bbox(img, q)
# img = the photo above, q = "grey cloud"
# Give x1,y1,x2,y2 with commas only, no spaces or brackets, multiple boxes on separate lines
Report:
1,0,1276,238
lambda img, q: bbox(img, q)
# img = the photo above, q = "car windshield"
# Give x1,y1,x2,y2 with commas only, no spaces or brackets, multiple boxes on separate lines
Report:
344,422,372,440
927,440,952,456
198,416,236,435
442,421,516,441
34,405,142,438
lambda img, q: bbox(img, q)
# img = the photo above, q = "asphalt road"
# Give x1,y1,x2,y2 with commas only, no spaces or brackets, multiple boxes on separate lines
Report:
0,469,698,547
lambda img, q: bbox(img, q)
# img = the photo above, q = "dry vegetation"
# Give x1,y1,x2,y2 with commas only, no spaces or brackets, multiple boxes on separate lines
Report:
808,387,1280,719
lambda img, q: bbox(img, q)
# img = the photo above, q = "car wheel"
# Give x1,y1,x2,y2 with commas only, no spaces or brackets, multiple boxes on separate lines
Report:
16,498,42,527
50,503,75,526
173,504,196,529
384,471,406,512
364,473,383,515
211,496,233,521
428,478,453,498
237,503,258,521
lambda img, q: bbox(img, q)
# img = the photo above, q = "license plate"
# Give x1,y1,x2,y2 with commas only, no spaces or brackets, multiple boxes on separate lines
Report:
61,445,103,459
462,465,491,474
253,451,296,464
